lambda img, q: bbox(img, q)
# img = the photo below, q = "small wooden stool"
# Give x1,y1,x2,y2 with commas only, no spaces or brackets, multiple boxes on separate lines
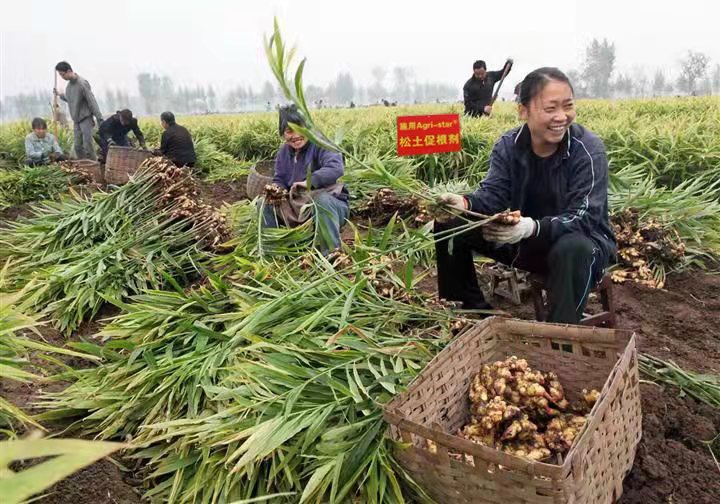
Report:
487,265,530,305
529,273,616,327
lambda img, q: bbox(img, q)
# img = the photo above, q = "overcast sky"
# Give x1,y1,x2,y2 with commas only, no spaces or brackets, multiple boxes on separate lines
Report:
1,0,718,100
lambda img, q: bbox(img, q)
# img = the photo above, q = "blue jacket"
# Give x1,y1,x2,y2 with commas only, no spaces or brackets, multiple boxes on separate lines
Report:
25,132,63,161
273,142,348,200
466,123,616,260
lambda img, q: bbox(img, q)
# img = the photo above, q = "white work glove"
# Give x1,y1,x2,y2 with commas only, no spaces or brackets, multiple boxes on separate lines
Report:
483,217,537,244
435,193,467,223
437,193,466,211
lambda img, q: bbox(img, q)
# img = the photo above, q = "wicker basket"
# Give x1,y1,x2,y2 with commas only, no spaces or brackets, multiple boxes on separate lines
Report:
246,160,275,199
69,159,103,184
383,318,641,504
105,146,152,185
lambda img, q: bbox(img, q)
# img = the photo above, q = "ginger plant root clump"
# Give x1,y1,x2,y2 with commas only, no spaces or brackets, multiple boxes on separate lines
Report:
142,157,230,249
611,208,685,289
355,188,431,226
458,356,600,463
58,160,94,185
263,183,289,205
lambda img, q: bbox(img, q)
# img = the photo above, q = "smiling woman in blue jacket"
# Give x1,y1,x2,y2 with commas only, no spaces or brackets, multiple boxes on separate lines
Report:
436,67,616,324
262,105,350,252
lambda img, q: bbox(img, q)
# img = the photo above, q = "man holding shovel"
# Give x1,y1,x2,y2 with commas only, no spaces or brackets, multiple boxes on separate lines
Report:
463,58,513,117
54,61,103,160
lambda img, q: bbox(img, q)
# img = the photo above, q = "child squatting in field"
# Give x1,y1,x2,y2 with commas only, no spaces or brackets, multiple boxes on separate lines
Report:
436,67,617,324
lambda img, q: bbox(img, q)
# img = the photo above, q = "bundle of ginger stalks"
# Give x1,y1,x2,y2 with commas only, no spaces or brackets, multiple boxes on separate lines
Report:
449,356,600,463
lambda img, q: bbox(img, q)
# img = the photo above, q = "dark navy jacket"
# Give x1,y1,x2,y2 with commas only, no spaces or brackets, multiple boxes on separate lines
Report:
273,142,348,200
466,123,616,261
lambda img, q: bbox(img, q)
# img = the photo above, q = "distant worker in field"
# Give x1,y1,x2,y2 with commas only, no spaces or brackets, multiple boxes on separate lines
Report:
463,59,513,117
156,111,196,168
261,105,350,253
54,61,103,160
96,109,147,163
24,117,67,166
437,67,616,324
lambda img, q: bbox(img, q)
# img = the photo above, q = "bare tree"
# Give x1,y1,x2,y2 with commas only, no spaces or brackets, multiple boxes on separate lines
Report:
678,51,710,95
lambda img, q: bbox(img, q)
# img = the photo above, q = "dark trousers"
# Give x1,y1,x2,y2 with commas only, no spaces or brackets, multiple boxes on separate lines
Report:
96,134,130,162
434,220,607,324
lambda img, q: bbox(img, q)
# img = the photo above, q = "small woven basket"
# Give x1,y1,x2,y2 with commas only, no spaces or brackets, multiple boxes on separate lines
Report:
383,318,642,504
246,160,275,199
105,146,152,185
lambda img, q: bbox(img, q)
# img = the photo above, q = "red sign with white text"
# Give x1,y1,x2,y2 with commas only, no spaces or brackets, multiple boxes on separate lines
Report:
397,114,461,156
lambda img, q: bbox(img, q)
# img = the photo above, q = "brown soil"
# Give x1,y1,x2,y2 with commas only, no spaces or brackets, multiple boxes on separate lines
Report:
31,459,142,504
614,272,720,373
619,383,720,504
199,180,248,208
0,203,32,223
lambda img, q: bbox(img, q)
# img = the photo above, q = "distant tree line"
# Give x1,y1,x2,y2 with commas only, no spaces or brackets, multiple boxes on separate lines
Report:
568,39,719,98
223,69,459,112
2,48,719,122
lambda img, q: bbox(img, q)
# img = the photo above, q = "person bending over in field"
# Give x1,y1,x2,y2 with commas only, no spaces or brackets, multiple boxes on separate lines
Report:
24,117,67,166
96,109,147,163
437,67,616,324
463,59,513,117
155,111,196,168
261,104,350,253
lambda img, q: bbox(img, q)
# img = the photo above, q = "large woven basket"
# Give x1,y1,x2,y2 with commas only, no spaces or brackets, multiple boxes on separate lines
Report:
246,160,275,199
105,146,152,185
383,318,641,504
69,159,103,184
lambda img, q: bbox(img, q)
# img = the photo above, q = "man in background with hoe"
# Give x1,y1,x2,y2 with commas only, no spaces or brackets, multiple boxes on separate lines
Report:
463,58,513,117
54,61,103,161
